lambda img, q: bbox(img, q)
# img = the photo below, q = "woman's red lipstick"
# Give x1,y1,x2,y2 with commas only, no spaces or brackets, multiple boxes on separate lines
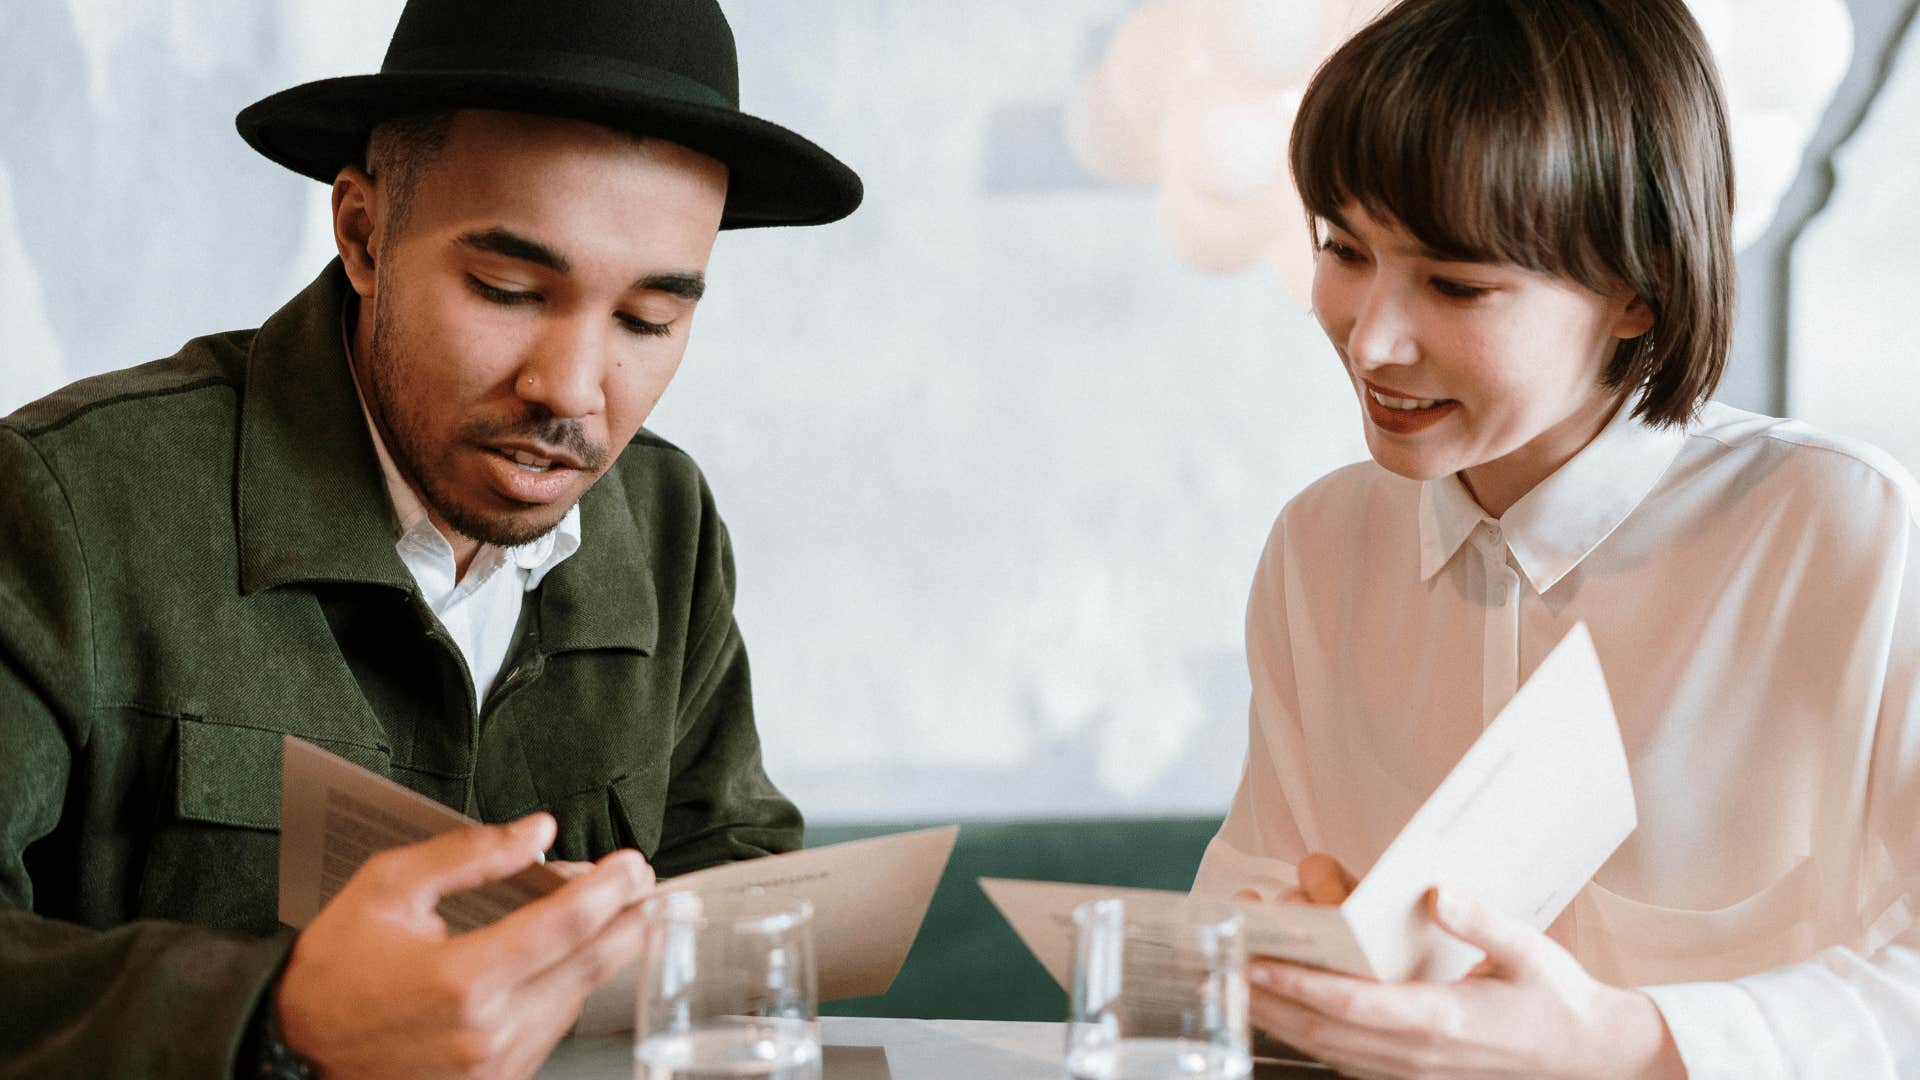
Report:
1361,380,1458,435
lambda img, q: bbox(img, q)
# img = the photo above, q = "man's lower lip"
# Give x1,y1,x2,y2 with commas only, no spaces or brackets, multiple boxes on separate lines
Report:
1364,392,1459,434
480,448,577,502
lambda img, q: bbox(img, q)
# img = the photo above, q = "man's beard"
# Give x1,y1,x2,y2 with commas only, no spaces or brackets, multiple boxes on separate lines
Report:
363,286,608,549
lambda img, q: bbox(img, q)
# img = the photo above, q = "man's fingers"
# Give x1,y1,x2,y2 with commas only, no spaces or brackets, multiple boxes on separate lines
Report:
1297,854,1355,905
357,814,558,910
522,895,651,1009
466,902,652,1080
453,849,654,980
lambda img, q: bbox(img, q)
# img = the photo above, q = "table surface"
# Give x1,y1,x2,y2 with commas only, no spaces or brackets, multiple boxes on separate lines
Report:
539,1017,1334,1079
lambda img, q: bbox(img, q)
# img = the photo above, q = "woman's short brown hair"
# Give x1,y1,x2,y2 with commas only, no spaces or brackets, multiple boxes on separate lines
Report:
1290,0,1735,426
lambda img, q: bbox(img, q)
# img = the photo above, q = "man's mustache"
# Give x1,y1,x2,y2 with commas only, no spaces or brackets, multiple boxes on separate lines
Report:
467,414,609,472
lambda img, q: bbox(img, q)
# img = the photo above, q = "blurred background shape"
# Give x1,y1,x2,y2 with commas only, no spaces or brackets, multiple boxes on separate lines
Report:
1068,0,1855,286
1,0,1915,829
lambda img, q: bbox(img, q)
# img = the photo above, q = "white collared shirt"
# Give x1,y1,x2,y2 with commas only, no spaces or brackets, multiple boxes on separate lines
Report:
347,367,581,710
1193,400,1920,1077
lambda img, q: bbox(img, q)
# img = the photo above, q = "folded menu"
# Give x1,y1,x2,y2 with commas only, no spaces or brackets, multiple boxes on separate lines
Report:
983,622,1636,984
278,736,957,1034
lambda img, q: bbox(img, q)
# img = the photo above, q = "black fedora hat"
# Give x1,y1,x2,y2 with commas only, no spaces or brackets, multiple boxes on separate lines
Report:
236,0,861,229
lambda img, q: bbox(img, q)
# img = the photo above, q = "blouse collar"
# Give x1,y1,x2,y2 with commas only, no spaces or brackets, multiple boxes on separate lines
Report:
1419,397,1689,592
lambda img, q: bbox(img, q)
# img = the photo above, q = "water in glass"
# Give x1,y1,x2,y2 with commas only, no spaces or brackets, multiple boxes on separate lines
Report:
633,1018,821,1080
1066,1037,1252,1080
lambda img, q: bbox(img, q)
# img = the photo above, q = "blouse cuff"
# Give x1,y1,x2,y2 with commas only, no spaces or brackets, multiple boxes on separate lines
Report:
1641,981,1790,1080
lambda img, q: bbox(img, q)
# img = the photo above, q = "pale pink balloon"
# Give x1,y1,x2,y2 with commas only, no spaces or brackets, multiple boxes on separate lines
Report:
1066,0,1216,184
1066,60,1162,184
1158,177,1289,274
1270,186,1318,310
1188,0,1336,89
1159,78,1295,202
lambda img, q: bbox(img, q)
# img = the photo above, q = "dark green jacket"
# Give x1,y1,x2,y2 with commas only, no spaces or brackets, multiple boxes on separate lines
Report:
0,263,801,1076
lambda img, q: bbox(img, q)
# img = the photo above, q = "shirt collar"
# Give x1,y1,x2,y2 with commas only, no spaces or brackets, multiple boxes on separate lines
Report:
1419,398,1688,591
1419,470,1488,582
341,308,582,593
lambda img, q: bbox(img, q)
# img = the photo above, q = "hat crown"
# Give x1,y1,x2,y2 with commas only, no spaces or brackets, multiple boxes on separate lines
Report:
382,0,739,107
237,0,859,227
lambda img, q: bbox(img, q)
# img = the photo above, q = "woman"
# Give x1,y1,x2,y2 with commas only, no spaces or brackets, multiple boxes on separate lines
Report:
1192,1,1920,1076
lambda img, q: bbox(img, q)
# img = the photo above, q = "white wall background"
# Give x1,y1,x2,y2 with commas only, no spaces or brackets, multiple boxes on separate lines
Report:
2,2,1914,823
1791,14,1920,456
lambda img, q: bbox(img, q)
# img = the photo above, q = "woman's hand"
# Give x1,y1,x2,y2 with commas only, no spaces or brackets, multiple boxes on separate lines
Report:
1233,852,1356,906
1245,879,1687,1079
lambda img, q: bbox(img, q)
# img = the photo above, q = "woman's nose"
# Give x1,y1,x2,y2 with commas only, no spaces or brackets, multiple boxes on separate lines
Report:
1344,283,1418,372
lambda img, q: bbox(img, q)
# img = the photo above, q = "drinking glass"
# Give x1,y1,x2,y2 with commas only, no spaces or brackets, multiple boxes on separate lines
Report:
1065,896,1251,1080
633,888,820,1080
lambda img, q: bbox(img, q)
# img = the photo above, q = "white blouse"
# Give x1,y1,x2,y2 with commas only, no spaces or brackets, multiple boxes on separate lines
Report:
1193,400,1920,1077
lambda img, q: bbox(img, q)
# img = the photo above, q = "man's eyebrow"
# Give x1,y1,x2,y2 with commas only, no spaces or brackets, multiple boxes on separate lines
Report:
458,228,570,274
458,228,703,301
635,272,705,301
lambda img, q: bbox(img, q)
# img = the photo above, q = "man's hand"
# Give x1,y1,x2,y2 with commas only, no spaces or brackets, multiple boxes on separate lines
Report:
277,813,655,1080
1245,885,1686,1080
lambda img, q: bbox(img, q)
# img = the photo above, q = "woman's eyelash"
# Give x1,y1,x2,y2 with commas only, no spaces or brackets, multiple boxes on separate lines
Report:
1431,279,1490,300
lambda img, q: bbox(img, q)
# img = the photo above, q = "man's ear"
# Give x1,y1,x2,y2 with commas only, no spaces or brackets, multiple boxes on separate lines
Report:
331,165,381,300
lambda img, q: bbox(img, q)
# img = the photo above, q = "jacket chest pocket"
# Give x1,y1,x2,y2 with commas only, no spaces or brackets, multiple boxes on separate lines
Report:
543,774,665,863
137,717,386,932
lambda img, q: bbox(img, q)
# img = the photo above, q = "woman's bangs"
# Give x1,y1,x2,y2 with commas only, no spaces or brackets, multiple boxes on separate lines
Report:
1290,10,1585,277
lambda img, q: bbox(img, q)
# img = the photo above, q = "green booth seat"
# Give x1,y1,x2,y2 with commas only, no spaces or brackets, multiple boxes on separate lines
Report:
806,817,1224,1023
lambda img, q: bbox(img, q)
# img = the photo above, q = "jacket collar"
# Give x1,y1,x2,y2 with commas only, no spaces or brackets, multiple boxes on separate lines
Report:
537,472,658,655
1419,397,1689,592
235,261,656,654
236,261,413,595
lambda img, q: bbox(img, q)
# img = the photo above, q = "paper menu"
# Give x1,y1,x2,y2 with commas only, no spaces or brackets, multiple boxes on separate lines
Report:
571,822,957,1035
278,736,957,1034
984,622,1637,984
276,736,572,932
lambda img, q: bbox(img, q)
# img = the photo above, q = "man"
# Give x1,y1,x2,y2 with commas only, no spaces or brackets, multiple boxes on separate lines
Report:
0,1,860,1076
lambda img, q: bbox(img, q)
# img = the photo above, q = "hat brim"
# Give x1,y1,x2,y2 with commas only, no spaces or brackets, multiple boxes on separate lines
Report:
236,72,862,229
